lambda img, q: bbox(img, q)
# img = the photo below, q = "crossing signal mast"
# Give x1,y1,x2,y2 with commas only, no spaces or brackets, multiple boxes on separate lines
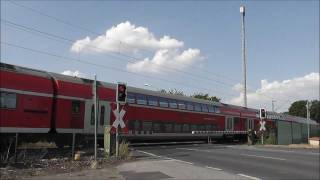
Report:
115,82,127,157
259,108,267,144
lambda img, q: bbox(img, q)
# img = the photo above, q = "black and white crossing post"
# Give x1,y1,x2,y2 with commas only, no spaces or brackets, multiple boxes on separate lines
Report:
116,82,127,157
259,108,267,144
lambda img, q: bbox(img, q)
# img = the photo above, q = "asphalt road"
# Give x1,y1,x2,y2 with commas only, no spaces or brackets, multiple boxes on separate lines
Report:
133,143,320,180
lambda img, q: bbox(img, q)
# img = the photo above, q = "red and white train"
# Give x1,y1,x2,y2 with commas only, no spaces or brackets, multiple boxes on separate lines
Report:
0,62,318,147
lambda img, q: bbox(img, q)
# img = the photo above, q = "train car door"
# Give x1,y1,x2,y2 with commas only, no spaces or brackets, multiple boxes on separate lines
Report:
83,100,110,134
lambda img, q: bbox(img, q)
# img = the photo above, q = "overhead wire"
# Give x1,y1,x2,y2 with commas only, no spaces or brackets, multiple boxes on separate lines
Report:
8,0,240,84
1,41,239,98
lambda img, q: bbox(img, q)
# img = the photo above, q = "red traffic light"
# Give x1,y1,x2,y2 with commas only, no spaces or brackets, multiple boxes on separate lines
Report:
260,108,267,119
117,83,127,103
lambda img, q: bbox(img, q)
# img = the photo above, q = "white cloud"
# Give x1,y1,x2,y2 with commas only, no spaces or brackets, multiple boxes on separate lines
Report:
70,21,203,73
126,48,203,73
61,70,87,78
227,72,319,112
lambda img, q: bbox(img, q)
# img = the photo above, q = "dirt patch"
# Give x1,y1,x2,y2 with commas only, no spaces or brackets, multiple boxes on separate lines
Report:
0,148,134,180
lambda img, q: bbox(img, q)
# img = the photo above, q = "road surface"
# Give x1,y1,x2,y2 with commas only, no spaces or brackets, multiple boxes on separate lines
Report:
133,143,319,180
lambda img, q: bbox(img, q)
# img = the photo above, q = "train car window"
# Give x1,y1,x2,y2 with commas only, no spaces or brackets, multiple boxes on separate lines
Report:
90,105,95,125
208,105,215,113
72,101,81,114
147,96,158,106
201,104,209,112
159,98,169,108
143,121,152,131
164,123,173,133
206,125,212,131
226,117,234,130
127,93,136,104
191,124,197,131
178,101,186,110
100,106,105,126
134,120,140,131
174,124,182,133
187,102,194,111
194,103,202,112
153,122,161,133
169,99,177,109
0,92,17,109
136,94,147,105
182,124,190,133
215,107,221,113
199,125,206,131
247,119,254,130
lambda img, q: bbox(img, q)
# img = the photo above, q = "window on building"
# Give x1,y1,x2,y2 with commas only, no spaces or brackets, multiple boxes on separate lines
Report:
159,98,169,108
72,101,81,114
147,96,158,106
178,101,186,110
127,93,136,104
187,102,194,111
201,104,209,112
169,99,177,109
215,107,221,113
208,105,215,113
90,105,95,125
194,103,202,112
100,106,105,126
0,92,17,109
226,117,234,131
136,94,147,105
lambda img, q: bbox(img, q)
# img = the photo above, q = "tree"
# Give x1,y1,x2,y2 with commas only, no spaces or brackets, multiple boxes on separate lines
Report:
191,93,221,102
159,89,185,96
288,100,320,123
288,100,307,118
310,100,320,123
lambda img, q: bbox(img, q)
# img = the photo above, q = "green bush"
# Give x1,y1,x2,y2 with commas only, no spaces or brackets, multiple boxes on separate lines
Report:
118,141,130,159
265,134,276,144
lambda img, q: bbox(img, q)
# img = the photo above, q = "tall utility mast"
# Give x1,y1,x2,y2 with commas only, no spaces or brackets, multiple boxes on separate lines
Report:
240,5,247,107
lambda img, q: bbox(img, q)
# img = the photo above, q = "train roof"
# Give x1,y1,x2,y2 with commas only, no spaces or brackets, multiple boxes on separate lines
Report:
1,62,318,125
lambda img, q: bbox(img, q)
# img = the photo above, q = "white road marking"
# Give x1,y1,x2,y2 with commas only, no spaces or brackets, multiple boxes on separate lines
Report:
137,150,193,165
230,146,319,156
166,158,193,165
136,150,162,158
241,154,286,161
176,147,210,152
205,166,222,171
237,173,261,180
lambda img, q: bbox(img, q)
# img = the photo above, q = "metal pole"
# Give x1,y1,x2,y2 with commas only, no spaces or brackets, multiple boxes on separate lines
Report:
240,5,247,108
306,101,310,141
14,133,18,162
116,102,119,157
72,133,75,160
94,75,98,160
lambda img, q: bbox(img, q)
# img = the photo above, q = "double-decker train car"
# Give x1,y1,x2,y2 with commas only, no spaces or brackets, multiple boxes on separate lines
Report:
0,62,318,148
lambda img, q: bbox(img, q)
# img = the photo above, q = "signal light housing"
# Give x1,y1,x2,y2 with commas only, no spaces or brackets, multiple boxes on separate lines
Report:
117,83,127,103
260,108,267,119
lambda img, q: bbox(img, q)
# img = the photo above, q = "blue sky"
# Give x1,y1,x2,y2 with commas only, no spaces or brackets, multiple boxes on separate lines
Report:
1,0,319,111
